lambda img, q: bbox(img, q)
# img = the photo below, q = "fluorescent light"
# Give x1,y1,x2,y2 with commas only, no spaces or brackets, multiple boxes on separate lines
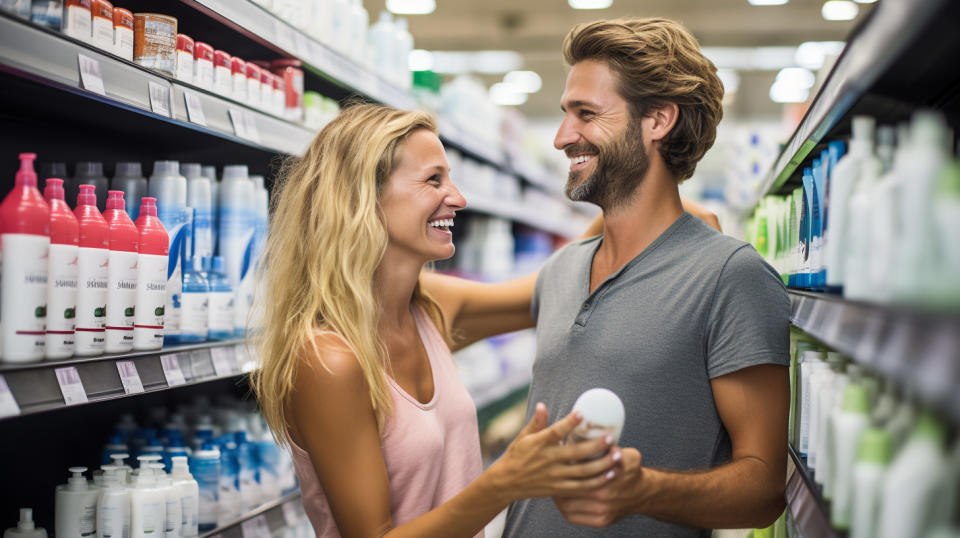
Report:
569,0,613,9
794,41,845,69
504,70,542,93
821,0,859,21
854,0,876,3
769,82,809,103
430,51,523,74
490,82,528,106
409,49,433,71
748,0,788,5
776,67,816,89
717,69,741,93
702,47,797,71
386,0,435,15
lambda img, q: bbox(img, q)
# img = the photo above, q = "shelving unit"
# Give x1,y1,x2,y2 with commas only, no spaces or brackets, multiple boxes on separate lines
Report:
199,490,304,538
786,446,840,538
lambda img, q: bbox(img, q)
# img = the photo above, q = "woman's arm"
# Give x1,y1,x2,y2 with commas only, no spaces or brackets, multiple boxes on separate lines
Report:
290,334,619,538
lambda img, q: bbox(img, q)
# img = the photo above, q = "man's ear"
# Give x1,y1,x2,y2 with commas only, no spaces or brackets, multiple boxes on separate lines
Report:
643,102,679,143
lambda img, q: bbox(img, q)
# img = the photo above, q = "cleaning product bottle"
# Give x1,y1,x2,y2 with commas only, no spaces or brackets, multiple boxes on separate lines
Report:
829,382,871,530
103,191,138,353
170,456,199,537
878,411,948,538
367,12,394,82
851,427,893,538
817,358,849,494
130,457,165,538
132,197,168,350
149,161,189,345
3,508,47,538
180,244,209,343
43,177,78,360
152,463,182,538
0,153,50,363
73,162,109,212
201,166,218,251
55,466,100,538
218,166,253,336
183,164,213,265
205,256,233,340
111,162,148,222
843,139,885,300
189,444,220,532
73,184,109,357
235,431,261,510
240,175,268,333
96,466,130,538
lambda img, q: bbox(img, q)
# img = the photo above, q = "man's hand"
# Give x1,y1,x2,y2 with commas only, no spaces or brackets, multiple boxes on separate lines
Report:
553,447,644,527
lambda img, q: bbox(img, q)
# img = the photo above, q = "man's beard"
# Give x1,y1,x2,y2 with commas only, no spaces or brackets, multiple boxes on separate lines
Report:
564,118,649,211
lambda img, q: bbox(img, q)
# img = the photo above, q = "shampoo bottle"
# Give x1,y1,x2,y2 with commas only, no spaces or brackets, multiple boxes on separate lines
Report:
3,508,47,538
152,463,182,538
171,456,199,537
149,161,189,345
110,162,147,222
55,466,99,538
43,177,78,360
73,184,109,357
180,242,209,343
129,458,165,538
218,166,253,336
189,444,220,532
103,191,139,353
183,164,213,265
205,256,233,340
95,466,130,538
132,198,168,350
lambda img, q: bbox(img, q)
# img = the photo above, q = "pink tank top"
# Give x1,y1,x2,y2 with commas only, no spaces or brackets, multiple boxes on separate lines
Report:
290,306,484,537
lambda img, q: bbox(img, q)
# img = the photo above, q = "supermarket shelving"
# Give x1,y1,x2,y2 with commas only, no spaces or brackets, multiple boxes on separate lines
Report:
199,490,304,538
786,445,840,538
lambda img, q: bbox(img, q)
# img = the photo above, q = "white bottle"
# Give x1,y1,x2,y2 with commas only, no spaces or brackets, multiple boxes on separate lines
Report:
865,126,899,299
149,161,189,344
330,0,351,54
393,18,413,90
73,184,109,357
3,508,47,538
817,363,849,495
55,467,100,538
806,364,833,469
132,198,168,350
797,350,826,456
130,458,165,538
152,464,182,538
348,0,368,64
829,383,870,530
171,457,199,537
218,166,254,336
851,427,893,538
183,164,213,265
879,412,948,538
367,12,394,80
843,147,884,300
96,466,130,538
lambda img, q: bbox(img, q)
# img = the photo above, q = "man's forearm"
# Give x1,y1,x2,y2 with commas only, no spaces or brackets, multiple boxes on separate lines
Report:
631,456,785,529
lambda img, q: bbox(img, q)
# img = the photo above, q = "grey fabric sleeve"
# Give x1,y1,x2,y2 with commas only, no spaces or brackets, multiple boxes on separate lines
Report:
704,244,791,379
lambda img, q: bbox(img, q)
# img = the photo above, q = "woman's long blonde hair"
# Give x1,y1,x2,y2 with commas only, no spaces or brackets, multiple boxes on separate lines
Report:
252,103,448,443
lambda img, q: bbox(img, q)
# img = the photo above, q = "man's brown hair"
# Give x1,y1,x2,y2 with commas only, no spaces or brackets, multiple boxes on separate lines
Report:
563,18,724,181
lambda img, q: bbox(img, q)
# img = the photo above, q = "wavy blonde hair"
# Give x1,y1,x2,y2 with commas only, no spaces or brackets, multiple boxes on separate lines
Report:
252,103,448,442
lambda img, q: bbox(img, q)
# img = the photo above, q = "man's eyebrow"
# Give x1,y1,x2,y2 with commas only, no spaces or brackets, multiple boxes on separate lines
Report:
560,100,600,112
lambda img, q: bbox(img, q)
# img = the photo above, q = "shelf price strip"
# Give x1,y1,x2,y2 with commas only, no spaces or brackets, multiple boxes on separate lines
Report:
0,375,21,418
211,346,237,377
241,514,270,538
116,360,145,394
77,54,106,96
147,81,172,118
54,366,88,405
160,353,187,386
184,92,207,126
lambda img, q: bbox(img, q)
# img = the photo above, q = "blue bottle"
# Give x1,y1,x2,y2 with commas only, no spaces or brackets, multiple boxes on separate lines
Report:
205,256,234,341
181,246,210,343
191,442,221,532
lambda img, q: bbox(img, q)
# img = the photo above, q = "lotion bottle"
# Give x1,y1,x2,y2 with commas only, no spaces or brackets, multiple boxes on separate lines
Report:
103,191,139,353
132,198,168,350
171,456,199,537
55,466,99,538
851,427,892,538
96,465,130,538
829,382,870,530
73,184,109,356
130,457,165,538
43,177,78,360
152,463,182,538
3,508,47,538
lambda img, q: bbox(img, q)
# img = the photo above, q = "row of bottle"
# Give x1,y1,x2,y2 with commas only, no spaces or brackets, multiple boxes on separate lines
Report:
789,333,960,538
747,110,960,307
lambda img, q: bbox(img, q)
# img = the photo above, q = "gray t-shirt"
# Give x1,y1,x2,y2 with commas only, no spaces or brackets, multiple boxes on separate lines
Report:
503,212,790,538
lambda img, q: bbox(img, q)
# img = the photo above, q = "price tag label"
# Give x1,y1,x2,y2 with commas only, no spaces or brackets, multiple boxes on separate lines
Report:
116,360,145,394
147,81,171,117
0,375,21,418
184,92,207,126
160,354,187,386
55,366,89,405
241,514,270,538
211,346,237,376
281,500,300,526
78,54,106,95
229,108,249,139
242,110,261,144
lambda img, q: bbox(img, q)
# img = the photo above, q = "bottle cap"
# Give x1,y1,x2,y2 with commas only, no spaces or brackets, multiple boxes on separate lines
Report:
222,165,249,181
232,56,246,74
856,427,893,465
114,161,143,178
911,411,947,446
570,388,625,443
151,160,180,178
44,178,65,201
106,190,125,210
16,508,36,531
139,197,158,217
201,166,217,182
77,184,97,206
180,162,202,179
16,153,38,188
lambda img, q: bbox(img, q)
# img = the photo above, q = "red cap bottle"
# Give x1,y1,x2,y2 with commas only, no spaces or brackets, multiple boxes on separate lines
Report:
44,178,79,247
0,153,50,236
135,197,169,256
104,190,138,253
74,184,108,249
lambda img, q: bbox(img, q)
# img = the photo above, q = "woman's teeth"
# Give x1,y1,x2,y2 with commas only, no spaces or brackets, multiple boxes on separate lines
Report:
429,218,454,230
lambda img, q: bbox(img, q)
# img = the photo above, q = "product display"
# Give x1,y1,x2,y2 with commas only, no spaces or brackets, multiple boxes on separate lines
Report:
44,177,79,360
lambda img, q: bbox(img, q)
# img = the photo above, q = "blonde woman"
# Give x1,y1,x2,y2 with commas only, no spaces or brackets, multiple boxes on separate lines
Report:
253,103,623,538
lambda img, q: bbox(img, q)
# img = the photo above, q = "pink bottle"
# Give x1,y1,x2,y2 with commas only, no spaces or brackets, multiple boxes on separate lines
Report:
133,197,169,350
0,153,50,362
44,178,80,359
104,190,139,353
73,184,109,356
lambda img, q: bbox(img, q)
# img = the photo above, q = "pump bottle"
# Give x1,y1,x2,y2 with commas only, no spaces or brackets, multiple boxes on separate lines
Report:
55,466,100,538
96,466,130,538
130,456,166,538
152,463,182,538
171,456,200,537
43,178,78,359
132,198,168,350
73,185,109,356
103,191,139,353
3,508,47,538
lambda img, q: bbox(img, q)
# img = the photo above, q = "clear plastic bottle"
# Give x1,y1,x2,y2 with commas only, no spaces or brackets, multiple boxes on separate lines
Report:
180,220,209,343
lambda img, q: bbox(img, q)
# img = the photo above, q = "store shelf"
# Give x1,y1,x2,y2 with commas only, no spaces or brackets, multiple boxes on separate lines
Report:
462,188,589,239
789,290,960,421
756,0,958,203
786,445,840,538
199,490,304,538
0,339,254,421
0,11,314,157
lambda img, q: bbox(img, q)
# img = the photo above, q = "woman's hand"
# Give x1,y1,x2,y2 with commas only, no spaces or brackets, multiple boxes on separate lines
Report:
487,402,621,502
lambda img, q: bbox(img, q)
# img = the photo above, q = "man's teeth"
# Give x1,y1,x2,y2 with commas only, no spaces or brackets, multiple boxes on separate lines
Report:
429,219,454,228
571,155,593,165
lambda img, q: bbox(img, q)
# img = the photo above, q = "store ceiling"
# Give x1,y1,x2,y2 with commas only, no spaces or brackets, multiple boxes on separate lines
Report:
365,0,875,119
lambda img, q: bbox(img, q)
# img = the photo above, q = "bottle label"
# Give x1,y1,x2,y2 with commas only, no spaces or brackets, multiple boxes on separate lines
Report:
176,50,193,83
214,65,232,97
98,499,125,538
165,498,180,533
208,291,233,333
75,246,109,353
181,492,198,534
219,207,252,288
232,73,247,101
164,220,188,337
106,249,138,351
115,26,134,60
141,500,162,534
181,291,209,338
1,234,49,360
195,59,214,90
134,252,168,349
192,210,214,261
46,243,78,357
65,5,92,42
81,497,97,535
92,14,114,51
246,78,260,108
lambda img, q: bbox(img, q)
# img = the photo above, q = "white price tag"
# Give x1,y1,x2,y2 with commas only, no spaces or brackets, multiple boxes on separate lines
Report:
55,366,89,405
211,346,237,376
242,110,261,144
78,54,106,95
116,360,145,394
0,375,21,418
184,92,207,126
147,81,171,117
229,108,249,139
241,514,270,538
160,354,187,386
281,500,300,526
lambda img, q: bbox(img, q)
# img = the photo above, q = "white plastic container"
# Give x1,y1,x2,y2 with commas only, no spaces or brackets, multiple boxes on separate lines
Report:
63,0,92,43
851,427,892,538
73,185,109,357
153,464,182,538
393,18,413,90
171,456,199,537
348,0,368,64
218,166,254,336
149,161,188,344
90,0,113,52
130,458,166,538
96,466,130,538
829,383,870,530
183,164,213,264
3,508,47,538
797,350,826,456
103,191,139,353
189,447,220,532
132,198,168,350
55,467,99,538
367,12,394,81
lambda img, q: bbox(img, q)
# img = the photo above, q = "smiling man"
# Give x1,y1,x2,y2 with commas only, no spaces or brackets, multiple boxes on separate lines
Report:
502,18,791,537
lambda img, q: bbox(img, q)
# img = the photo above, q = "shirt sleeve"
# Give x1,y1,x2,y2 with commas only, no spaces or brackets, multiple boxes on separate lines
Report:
704,244,791,379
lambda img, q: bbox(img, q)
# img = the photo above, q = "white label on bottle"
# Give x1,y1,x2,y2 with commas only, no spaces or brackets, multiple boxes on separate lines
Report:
246,78,260,108
0,375,21,418
92,14,114,51
214,65,232,97
46,242,78,358
232,72,246,102
78,53,105,95
165,497,180,534
65,5,92,42
106,249,138,352
228,108,248,139
55,366,89,405
1,233,49,361
281,500,299,526
81,497,97,535
183,92,207,126
115,26,134,61
180,492,198,535
75,246,109,354
99,500,124,538
210,346,236,376
141,500,162,534
161,354,187,386
117,360,144,394
195,59,214,90
148,81,172,118
134,253,167,349
208,291,233,333
176,51,194,83
241,515,270,538
181,291,209,339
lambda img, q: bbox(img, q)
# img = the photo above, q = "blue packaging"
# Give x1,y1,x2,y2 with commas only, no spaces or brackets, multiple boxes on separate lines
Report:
190,444,221,532
29,0,62,28
204,256,234,341
181,241,210,343
101,435,129,465
235,432,261,510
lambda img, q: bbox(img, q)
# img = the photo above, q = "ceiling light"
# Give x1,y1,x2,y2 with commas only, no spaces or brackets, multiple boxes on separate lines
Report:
568,0,613,9
747,0,788,5
503,70,542,93
821,0,859,21
717,69,741,93
430,51,523,75
769,82,809,103
702,47,796,71
794,41,845,69
490,82,528,106
853,0,876,3
386,0,436,15
409,49,433,71
776,67,816,89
